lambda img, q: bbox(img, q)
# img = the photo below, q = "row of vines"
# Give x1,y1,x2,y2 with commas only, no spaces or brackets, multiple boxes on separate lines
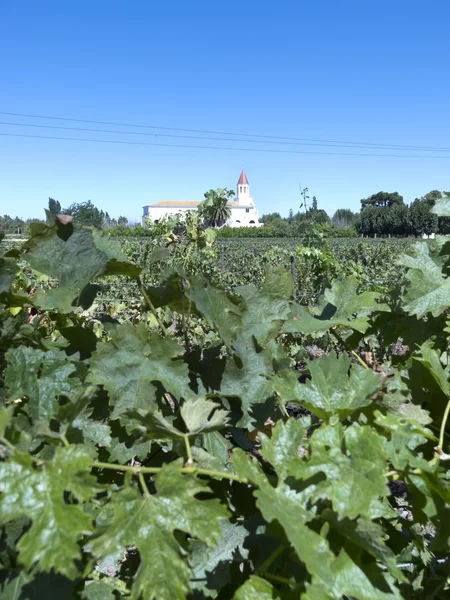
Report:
0,205,450,598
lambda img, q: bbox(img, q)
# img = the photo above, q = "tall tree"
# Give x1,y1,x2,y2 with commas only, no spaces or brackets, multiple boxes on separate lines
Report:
332,209,356,229
361,191,404,209
199,188,234,228
48,198,61,215
63,201,103,228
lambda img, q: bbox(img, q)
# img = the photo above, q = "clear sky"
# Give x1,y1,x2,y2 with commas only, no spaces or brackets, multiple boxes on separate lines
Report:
1,0,450,221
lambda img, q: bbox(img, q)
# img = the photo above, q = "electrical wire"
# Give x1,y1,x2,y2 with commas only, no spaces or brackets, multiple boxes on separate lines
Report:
1,131,450,159
0,110,448,152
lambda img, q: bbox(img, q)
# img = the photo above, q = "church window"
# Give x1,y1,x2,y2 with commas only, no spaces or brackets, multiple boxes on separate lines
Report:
249,220,255,224
246,208,250,213
240,186,242,192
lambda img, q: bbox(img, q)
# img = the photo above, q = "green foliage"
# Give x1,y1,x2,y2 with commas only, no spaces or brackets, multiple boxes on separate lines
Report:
1,217,450,599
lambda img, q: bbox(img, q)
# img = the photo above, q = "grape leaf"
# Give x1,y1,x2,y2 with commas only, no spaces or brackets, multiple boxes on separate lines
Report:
190,519,248,597
186,277,241,347
233,449,398,599
5,347,80,421
90,461,228,600
233,575,282,599
0,447,98,578
128,398,229,441
88,323,191,419
397,239,450,318
273,352,381,421
283,276,389,335
23,221,140,312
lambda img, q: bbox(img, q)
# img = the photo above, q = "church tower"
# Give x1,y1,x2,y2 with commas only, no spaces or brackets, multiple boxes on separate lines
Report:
237,169,251,205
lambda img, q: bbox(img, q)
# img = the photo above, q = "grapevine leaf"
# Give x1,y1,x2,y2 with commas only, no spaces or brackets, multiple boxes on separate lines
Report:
220,338,285,428
186,277,241,346
5,347,80,421
190,519,249,597
260,417,308,478
397,239,450,318
233,449,398,599
273,352,382,421
0,571,76,600
0,254,18,294
81,581,117,600
90,461,228,600
23,221,140,312
283,276,389,334
431,193,450,216
292,423,390,519
0,447,98,578
128,398,229,443
180,398,229,435
414,342,450,397
88,323,191,419
233,575,282,599
237,267,293,345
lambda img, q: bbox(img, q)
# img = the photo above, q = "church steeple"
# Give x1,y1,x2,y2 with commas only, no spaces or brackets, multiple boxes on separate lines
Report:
237,169,250,205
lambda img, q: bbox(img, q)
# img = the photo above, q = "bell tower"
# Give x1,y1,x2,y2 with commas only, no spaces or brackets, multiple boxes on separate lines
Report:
237,169,250,205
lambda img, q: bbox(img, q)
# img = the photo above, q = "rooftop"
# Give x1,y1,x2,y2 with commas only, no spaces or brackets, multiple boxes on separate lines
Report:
238,169,249,185
144,200,241,208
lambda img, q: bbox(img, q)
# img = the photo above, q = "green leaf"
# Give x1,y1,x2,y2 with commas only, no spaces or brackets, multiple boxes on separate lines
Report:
237,267,293,345
282,277,389,335
233,575,282,599
0,254,18,294
23,222,140,312
292,423,390,519
186,277,241,346
190,519,249,597
397,239,450,318
273,352,382,421
0,447,98,578
90,461,228,600
81,581,117,600
431,193,450,216
128,398,229,446
233,448,398,599
5,347,80,421
88,323,191,420
414,342,450,397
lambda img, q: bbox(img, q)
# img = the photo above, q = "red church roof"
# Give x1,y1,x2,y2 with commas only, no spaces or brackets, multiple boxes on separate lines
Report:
238,169,249,185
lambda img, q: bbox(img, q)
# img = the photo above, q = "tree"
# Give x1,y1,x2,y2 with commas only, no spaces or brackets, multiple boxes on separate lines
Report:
48,198,61,215
63,200,103,228
361,191,404,209
198,188,234,228
409,198,437,236
332,209,357,229
311,196,318,210
118,216,128,227
260,212,282,223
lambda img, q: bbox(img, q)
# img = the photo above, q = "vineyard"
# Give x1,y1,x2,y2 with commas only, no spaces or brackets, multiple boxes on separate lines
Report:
1,207,450,599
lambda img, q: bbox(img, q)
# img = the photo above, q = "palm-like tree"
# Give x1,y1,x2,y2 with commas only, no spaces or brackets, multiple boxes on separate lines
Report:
199,188,234,228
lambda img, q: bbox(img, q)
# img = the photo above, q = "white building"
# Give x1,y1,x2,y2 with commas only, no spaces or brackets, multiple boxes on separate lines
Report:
142,169,262,227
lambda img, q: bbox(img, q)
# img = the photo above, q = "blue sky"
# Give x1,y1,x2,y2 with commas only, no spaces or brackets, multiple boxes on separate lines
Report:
1,0,449,221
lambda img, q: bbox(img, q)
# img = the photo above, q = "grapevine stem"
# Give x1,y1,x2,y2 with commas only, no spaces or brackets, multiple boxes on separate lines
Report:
259,572,293,586
137,277,168,337
138,471,151,498
184,435,193,466
439,400,450,454
0,437,16,452
60,434,70,448
92,461,248,484
331,330,370,370
257,543,286,573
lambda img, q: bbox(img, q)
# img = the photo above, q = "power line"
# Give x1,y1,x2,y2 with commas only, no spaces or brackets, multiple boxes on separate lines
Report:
0,110,447,152
1,120,449,153
2,131,450,159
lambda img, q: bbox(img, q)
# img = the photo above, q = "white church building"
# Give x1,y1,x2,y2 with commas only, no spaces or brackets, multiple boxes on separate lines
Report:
142,169,262,228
